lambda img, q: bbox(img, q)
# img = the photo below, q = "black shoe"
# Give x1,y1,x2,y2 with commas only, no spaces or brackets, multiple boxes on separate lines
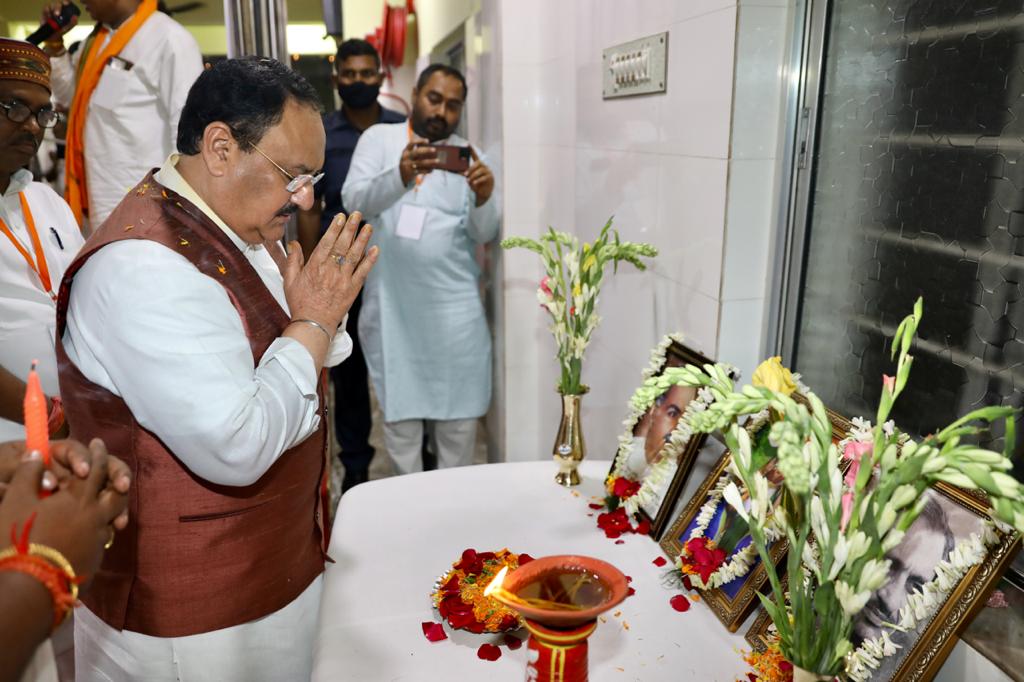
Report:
341,468,369,493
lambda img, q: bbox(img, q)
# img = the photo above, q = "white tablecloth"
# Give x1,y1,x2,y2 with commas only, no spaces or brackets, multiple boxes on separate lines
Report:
312,460,753,681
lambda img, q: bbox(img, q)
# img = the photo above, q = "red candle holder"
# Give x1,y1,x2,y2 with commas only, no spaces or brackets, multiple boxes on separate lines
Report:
494,555,628,682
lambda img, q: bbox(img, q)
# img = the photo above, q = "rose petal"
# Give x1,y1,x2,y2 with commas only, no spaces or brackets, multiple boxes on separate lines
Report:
634,518,651,535
682,575,693,591
588,503,604,510
627,586,636,597
652,556,667,567
503,634,523,650
421,622,448,642
477,643,502,661
614,539,625,545
625,575,633,583
670,594,691,612
518,553,534,565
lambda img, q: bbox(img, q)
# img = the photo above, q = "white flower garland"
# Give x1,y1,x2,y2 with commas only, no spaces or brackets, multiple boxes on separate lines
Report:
675,472,784,589
844,519,1002,681
608,333,736,517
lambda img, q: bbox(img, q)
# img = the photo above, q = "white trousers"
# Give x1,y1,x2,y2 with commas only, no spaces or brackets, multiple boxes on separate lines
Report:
74,575,323,682
383,418,477,474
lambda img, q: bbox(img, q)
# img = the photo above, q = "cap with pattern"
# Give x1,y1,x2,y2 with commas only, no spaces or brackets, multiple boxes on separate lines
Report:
0,38,51,92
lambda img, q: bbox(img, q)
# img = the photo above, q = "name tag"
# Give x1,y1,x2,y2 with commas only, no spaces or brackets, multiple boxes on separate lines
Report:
396,204,427,240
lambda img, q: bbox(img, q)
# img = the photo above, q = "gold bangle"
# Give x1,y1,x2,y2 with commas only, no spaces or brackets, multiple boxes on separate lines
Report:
0,543,79,604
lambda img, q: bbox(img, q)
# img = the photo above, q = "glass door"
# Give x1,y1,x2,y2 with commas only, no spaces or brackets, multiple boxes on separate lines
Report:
782,0,1024,479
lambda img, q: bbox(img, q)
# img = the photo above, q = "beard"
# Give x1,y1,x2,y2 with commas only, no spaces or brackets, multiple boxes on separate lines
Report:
411,109,455,141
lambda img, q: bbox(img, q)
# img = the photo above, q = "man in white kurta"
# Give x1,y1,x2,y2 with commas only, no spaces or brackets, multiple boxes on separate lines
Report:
43,0,203,227
343,64,500,473
0,40,83,443
61,58,378,680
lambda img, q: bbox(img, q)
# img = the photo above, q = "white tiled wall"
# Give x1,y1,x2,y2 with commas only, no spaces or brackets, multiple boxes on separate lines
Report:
495,0,792,461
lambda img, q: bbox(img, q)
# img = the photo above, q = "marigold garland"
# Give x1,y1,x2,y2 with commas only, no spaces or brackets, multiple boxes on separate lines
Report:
431,548,532,633
738,635,795,682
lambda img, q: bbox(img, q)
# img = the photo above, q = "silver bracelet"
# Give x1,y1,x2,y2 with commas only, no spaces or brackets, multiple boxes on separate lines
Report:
290,318,333,342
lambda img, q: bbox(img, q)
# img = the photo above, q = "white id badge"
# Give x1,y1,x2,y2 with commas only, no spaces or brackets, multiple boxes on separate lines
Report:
396,204,427,240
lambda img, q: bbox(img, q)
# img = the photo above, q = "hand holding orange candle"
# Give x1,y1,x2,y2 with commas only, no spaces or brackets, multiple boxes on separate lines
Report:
25,360,51,468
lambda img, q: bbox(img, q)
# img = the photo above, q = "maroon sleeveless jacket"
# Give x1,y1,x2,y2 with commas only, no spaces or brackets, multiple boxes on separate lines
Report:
55,172,330,637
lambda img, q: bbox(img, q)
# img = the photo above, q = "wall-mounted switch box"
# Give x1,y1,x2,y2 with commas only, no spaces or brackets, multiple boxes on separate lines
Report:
602,31,668,99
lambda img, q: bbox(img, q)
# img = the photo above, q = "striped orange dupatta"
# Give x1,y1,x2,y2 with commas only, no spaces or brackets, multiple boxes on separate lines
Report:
64,0,157,226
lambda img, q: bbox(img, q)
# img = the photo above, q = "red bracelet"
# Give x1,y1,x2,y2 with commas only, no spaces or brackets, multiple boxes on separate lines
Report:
0,554,77,629
47,396,64,436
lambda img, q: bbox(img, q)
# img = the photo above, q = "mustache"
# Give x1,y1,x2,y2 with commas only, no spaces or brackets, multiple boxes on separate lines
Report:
427,117,446,128
275,203,298,218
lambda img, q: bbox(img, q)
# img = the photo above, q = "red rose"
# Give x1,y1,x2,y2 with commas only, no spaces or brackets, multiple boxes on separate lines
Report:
612,477,641,499
455,549,485,574
681,537,727,584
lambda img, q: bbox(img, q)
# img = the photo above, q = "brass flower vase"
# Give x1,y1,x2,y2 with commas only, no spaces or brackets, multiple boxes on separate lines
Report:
553,390,587,487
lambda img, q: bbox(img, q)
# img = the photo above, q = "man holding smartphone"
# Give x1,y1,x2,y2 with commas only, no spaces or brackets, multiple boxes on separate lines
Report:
298,39,405,493
342,63,499,475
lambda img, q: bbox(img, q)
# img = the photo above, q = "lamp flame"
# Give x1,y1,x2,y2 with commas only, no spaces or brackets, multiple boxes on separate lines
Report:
484,566,508,597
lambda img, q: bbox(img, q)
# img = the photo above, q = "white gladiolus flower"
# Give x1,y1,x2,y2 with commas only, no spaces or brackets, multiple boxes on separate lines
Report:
858,558,891,593
830,534,850,581
723,482,749,522
882,420,895,437
836,580,871,617
803,542,821,580
881,529,905,553
847,530,870,564
811,496,830,548
752,473,770,525
877,505,897,536
890,484,917,510
733,425,752,471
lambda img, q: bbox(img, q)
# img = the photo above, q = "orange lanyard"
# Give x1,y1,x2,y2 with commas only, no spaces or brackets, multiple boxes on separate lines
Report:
408,122,424,191
0,193,55,301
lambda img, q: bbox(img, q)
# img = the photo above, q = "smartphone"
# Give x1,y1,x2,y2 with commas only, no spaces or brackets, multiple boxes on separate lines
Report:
428,144,472,173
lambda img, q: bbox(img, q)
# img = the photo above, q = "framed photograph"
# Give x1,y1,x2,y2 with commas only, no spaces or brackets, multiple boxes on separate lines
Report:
606,336,722,540
745,483,1022,681
659,399,851,632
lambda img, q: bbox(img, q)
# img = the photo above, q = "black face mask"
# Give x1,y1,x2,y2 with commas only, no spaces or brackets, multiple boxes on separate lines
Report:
338,81,380,109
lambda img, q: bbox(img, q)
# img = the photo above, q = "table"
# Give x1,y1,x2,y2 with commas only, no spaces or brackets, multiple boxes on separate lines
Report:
312,460,754,681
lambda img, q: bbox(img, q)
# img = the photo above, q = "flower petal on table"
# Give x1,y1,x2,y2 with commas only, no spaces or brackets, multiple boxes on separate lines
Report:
670,595,691,612
421,622,448,642
503,634,523,650
652,556,667,567
477,643,502,661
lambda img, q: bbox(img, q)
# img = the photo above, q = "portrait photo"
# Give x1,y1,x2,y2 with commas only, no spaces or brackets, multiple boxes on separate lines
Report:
746,483,1022,681
608,337,722,539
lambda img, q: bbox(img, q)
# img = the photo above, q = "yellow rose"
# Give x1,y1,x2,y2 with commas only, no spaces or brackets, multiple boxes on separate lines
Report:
752,356,797,396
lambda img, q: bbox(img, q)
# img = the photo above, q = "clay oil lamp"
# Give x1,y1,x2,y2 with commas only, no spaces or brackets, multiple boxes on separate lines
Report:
485,555,628,682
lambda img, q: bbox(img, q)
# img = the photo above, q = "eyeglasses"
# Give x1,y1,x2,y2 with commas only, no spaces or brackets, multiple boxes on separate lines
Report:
249,142,324,194
0,100,63,129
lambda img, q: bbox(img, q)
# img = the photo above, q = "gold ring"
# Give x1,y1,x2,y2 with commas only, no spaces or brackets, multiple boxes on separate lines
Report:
104,528,115,550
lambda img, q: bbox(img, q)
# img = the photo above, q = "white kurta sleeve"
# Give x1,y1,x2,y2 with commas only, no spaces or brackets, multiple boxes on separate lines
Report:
64,240,324,487
49,50,77,109
341,125,409,218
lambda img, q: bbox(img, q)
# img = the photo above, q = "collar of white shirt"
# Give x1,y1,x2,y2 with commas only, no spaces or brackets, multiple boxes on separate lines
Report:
3,168,33,198
154,154,262,255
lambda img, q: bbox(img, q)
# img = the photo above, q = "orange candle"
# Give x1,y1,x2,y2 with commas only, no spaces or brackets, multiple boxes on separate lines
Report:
24,360,50,468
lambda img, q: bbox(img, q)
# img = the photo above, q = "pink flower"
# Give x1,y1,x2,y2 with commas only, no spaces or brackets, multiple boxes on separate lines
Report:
539,277,553,297
882,374,895,393
841,440,872,531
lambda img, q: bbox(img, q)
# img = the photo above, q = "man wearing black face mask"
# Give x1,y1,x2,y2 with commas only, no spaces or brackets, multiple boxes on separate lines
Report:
298,39,403,493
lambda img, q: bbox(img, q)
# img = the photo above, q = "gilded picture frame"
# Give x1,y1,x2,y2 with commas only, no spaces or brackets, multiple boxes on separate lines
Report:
659,398,851,632
744,482,1022,682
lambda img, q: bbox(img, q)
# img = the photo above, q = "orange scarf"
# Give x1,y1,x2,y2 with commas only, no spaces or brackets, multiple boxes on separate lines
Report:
64,0,157,227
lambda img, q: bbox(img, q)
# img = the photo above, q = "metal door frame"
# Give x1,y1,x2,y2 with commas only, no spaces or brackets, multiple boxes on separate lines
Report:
765,0,832,364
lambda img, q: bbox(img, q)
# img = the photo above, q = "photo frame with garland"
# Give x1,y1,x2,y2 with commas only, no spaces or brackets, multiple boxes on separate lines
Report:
659,397,852,632
744,482,1022,682
605,338,718,540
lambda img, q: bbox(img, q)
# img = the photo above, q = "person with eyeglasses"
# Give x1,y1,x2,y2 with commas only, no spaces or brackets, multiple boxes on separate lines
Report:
40,0,203,229
56,57,377,680
297,38,406,495
0,39,81,450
